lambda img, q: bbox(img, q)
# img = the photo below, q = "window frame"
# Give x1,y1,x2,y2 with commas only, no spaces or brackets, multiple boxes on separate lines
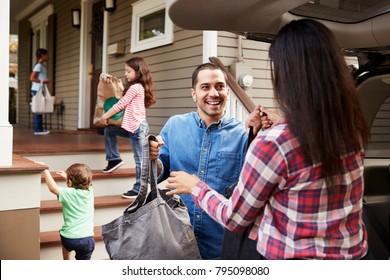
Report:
29,5,53,65
130,0,173,53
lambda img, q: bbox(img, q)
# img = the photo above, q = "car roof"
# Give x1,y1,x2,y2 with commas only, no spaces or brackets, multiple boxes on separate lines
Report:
167,0,390,52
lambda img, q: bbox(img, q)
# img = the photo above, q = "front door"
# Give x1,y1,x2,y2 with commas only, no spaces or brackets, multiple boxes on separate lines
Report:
90,1,104,127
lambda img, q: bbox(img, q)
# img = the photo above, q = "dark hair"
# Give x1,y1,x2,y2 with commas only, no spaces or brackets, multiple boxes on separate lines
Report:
124,57,156,108
66,163,93,190
269,19,368,188
191,62,228,88
36,48,48,60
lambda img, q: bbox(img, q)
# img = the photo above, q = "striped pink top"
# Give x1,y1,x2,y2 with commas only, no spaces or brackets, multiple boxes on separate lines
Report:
112,83,145,133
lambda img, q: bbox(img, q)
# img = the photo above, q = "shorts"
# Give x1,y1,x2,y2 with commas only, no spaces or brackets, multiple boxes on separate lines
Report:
60,235,95,260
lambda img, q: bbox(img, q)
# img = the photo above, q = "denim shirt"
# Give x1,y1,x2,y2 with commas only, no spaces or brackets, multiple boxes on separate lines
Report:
158,112,248,259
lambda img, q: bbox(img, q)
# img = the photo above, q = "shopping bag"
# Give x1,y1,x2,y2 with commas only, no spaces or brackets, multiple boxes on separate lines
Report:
31,83,54,114
44,85,55,113
101,135,202,260
93,73,124,127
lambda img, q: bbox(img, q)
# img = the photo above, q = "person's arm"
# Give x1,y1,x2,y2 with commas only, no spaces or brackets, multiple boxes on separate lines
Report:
42,169,60,196
245,106,282,134
30,63,50,84
35,161,60,196
101,85,138,124
166,171,199,195
166,137,285,231
101,107,117,124
259,106,282,126
245,105,271,135
30,71,40,83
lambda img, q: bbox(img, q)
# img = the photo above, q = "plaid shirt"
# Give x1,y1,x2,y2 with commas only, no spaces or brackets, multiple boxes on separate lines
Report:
192,119,368,259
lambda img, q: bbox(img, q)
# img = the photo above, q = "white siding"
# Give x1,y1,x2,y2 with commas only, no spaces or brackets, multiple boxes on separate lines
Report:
54,0,81,130
17,0,81,130
217,31,276,111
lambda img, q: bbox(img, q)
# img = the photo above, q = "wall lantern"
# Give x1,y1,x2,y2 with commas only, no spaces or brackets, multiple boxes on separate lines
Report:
105,0,117,13
71,9,81,28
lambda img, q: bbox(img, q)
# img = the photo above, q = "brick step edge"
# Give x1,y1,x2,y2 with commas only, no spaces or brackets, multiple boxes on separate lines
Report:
41,167,136,182
41,195,135,213
40,226,103,248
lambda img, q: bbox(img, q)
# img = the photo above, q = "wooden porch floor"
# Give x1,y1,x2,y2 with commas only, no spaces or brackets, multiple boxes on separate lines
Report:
12,125,131,155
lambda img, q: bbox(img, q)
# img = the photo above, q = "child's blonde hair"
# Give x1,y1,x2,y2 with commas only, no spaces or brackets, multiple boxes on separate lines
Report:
66,163,93,190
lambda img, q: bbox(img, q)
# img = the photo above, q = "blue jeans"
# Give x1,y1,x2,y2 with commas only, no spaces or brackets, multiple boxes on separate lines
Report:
104,120,149,192
31,90,44,132
60,235,95,260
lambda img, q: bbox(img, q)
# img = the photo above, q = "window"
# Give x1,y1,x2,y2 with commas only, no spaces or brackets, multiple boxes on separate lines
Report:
131,0,173,53
29,5,53,65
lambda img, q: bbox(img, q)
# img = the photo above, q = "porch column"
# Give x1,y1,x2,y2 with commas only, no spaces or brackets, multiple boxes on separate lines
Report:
203,31,217,63
0,1,40,260
0,0,13,167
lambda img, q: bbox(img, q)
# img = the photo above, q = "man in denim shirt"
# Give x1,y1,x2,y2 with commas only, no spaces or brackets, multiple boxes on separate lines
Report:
150,63,248,259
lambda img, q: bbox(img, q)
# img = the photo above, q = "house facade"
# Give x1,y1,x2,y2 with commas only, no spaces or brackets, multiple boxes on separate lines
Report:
15,0,274,134
1,0,273,259
2,0,389,260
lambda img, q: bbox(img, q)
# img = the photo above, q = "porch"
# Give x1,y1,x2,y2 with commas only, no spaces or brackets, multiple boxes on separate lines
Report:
12,124,124,155
0,125,137,259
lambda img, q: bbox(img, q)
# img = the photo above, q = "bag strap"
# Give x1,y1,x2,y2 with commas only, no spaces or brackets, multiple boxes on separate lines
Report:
247,127,255,150
148,135,158,190
43,84,51,97
36,82,44,94
125,134,158,212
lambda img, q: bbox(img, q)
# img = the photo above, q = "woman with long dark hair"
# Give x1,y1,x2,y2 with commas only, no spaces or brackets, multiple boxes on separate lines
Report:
164,19,370,259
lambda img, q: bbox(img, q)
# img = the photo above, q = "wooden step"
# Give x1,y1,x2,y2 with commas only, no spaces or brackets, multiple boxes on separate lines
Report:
41,167,136,182
40,226,103,248
40,195,135,213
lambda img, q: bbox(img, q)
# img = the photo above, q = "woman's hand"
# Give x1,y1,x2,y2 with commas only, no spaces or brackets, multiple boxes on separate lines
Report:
166,171,200,195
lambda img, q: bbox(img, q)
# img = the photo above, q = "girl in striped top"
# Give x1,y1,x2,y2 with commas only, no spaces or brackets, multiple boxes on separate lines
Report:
101,57,156,199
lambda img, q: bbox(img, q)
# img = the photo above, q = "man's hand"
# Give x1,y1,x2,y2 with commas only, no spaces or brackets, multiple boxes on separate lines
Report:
259,106,282,128
246,105,283,135
246,105,262,135
246,105,271,135
149,135,164,161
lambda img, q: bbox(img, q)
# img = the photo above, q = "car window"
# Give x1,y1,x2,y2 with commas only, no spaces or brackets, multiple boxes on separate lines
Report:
360,79,390,161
